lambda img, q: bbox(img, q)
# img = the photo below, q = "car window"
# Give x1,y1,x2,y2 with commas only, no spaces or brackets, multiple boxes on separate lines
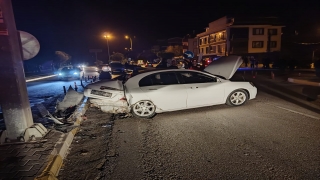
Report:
139,72,179,87
139,76,153,87
178,71,217,84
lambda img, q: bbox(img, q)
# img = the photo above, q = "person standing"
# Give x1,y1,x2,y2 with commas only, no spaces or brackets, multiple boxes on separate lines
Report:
243,56,248,67
255,59,259,68
250,57,255,68
167,60,178,69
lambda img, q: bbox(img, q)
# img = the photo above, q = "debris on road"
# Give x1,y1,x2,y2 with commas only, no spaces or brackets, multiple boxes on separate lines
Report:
80,149,89,155
58,107,116,180
56,86,84,112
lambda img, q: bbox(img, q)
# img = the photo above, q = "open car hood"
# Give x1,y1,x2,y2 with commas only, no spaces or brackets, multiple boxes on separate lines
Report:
204,55,243,79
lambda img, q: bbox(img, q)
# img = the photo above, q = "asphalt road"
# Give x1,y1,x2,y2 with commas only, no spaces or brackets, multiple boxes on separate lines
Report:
26,66,101,107
105,91,320,179
26,78,85,107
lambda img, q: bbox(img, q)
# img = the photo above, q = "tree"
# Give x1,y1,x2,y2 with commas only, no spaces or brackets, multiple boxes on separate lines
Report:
110,52,124,62
137,50,157,63
165,45,183,57
55,51,71,68
159,52,174,60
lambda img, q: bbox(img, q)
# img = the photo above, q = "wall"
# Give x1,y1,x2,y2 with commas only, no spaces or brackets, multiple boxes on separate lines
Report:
248,26,282,53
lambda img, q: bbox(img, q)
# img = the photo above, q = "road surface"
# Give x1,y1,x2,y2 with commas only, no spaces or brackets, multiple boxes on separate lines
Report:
104,91,320,179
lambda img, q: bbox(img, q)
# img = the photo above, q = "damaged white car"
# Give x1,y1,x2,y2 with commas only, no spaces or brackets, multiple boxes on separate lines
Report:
84,56,257,118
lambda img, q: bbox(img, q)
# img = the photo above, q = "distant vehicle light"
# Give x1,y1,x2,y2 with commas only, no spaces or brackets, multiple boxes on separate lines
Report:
59,73,62,76
102,66,110,72
73,72,78,75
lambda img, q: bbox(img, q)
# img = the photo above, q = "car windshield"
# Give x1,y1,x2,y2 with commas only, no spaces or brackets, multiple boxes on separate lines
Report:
61,67,73,72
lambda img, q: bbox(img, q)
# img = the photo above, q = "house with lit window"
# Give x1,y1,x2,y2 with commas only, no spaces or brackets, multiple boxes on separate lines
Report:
196,16,285,63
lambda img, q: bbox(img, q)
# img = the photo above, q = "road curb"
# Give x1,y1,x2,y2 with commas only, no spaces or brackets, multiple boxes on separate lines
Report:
35,97,89,180
288,78,320,87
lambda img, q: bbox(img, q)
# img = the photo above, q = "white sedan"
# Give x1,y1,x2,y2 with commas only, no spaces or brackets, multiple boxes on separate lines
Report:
84,56,257,118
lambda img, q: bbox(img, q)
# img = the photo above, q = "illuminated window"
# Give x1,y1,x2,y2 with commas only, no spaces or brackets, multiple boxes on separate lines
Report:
221,32,226,39
252,41,264,48
253,28,264,35
210,45,216,53
210,34,216,42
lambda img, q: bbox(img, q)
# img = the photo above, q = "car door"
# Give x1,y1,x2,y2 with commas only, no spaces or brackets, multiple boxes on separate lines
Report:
139,72,188,111
177,71,225,108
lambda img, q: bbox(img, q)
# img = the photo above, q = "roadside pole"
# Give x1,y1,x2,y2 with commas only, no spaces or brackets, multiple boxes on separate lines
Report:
0,0,34,142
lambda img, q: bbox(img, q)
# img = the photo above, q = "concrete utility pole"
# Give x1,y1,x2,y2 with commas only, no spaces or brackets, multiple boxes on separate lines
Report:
0,0,33,141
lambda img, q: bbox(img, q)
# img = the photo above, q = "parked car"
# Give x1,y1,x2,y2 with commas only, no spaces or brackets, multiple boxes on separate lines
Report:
58,67,81,80
84,56,257,118
109,62,125,74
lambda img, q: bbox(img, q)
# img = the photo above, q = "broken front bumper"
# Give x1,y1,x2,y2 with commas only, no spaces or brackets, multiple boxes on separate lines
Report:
89,98,130,114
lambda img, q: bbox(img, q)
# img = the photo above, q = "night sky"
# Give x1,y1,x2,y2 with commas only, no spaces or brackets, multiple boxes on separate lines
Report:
11,0,320,63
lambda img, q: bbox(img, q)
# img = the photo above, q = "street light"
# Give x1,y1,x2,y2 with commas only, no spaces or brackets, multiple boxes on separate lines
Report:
125,35,133,51
103,34,111,61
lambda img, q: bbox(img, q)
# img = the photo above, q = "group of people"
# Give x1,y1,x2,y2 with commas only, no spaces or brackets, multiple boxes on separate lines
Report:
157,59,204,70
242,56,259,68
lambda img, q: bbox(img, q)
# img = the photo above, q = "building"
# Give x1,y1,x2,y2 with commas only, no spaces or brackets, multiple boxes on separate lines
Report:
196,16,285,62
182,33,198,57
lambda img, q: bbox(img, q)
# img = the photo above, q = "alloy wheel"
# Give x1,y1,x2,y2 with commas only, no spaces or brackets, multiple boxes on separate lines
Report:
132,100,156,118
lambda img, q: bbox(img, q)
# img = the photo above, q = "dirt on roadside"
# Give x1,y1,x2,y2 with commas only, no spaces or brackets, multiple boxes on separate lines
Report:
58,106,115,180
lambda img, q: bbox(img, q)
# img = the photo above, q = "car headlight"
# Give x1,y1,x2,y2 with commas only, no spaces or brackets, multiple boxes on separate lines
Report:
73,72,78,75
58,73,62,76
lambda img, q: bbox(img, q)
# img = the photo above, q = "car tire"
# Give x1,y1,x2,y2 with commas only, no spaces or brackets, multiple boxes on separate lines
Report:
226,89,248,106
132,100,156,118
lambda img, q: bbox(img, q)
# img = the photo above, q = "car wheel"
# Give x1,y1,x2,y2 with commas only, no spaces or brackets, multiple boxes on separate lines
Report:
132,100,156,118
226,89,248,106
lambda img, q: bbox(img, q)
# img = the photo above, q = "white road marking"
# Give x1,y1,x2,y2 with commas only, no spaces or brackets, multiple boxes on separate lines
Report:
26,74,58,82
266,102,320,120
